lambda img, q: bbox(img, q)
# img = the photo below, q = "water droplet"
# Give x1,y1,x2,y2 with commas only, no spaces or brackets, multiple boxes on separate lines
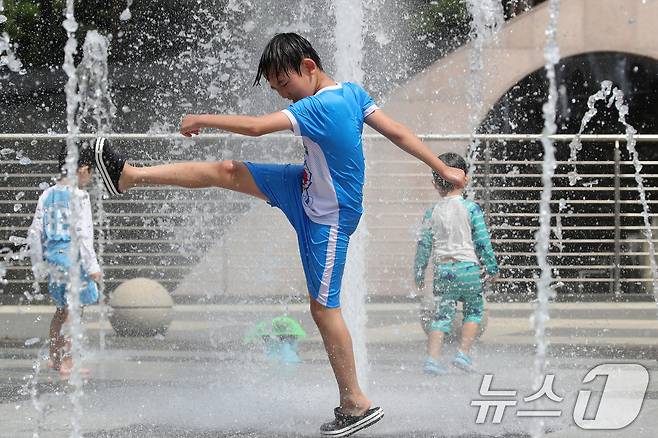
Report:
63,18,78,33
120,8,132,21
0,15,7,24
19,157,32,165
24,337,40,346
13,204,22,212
39,182,50,190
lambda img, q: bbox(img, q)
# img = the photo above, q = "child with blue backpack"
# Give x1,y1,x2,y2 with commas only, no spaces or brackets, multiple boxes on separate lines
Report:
28,144,101,378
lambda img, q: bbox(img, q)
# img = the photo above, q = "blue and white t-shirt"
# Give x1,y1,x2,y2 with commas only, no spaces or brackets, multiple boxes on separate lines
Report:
27,184,100,278
281,82,378,228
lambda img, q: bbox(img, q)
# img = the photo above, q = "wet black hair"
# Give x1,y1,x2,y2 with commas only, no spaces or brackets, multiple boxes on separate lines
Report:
432,152,467,191
58,143,94,174
253,33,323,86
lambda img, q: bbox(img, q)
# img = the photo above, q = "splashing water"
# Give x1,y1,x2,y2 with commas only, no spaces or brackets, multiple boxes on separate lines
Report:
61,2,85,437
609,87,658,317
567,80,614,185
334,0,369,388
76,30,115,353
76,31,117,132
533,1,561,437
0,0,25,75
564,80,658,315
94,175,110,354
464,0,504,198
120,0,133,21
26,343,49,437
553,198,566,253
0,31,25,75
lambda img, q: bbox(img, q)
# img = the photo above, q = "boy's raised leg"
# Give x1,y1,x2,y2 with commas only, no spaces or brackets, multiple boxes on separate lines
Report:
94,136,266,201
119,161,267,201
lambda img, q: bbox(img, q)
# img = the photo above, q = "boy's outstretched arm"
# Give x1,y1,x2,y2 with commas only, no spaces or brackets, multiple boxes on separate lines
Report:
181,112,292,137
365,110,466,187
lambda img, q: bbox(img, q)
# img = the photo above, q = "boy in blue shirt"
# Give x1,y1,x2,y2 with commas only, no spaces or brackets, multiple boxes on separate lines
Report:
93,33,465,437
414,153,499,375
28,145,101,378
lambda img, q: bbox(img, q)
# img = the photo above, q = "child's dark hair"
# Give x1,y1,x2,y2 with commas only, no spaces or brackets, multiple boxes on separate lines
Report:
253,33,323,86
433,152,467,191
58,143,94,174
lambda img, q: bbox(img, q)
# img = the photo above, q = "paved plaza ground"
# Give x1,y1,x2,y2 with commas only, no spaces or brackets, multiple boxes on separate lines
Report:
1,301,657,437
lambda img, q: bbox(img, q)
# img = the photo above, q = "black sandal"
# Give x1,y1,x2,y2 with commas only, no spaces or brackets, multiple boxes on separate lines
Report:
94,137,126,196
320,406,384,437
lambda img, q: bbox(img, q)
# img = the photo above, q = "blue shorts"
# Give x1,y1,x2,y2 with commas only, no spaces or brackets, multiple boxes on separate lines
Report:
45,246,99,309
245,162,358,308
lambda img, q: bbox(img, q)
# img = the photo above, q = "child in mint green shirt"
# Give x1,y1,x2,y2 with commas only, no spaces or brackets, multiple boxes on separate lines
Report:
414,152,499,375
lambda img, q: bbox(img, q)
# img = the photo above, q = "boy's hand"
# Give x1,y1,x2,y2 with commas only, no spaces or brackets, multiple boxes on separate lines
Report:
484,273,500,284
90,272,102,283
440,167,467,188
180,115,201,137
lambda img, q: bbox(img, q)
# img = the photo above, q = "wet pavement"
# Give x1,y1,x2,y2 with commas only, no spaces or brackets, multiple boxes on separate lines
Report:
1,302,657,438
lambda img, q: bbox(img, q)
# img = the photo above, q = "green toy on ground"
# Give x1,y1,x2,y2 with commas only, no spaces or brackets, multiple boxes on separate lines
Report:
244,316,306,364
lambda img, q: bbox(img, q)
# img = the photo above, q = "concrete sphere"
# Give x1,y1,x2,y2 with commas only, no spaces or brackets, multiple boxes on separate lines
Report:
109,278,174,337
419,304,488,343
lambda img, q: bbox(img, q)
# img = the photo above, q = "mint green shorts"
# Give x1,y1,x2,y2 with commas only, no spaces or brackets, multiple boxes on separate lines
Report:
429,261,484,333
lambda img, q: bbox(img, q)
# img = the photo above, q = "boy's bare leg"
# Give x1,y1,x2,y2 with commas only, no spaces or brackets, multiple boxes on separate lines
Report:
427,330,445,360
48,308,67,369
310,299,371,416
117,161,267,201
460,322,479,354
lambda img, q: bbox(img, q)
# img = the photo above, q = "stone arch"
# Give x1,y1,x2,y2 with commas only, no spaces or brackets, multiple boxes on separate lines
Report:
382,0,658,136
480,50,658,143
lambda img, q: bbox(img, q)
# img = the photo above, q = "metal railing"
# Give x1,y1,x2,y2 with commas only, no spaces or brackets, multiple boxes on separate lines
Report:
1,133,656,299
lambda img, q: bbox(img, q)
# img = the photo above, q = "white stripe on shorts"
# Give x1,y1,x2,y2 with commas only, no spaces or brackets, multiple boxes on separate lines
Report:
317,225,339,306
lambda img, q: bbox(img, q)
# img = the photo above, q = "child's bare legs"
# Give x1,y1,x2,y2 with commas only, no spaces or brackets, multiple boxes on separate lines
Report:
59,338,74,375
310,299,371,416
117,160,266,200
48,309,84,377
48,308,68,369
426,330,445,360
459,321,479,355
